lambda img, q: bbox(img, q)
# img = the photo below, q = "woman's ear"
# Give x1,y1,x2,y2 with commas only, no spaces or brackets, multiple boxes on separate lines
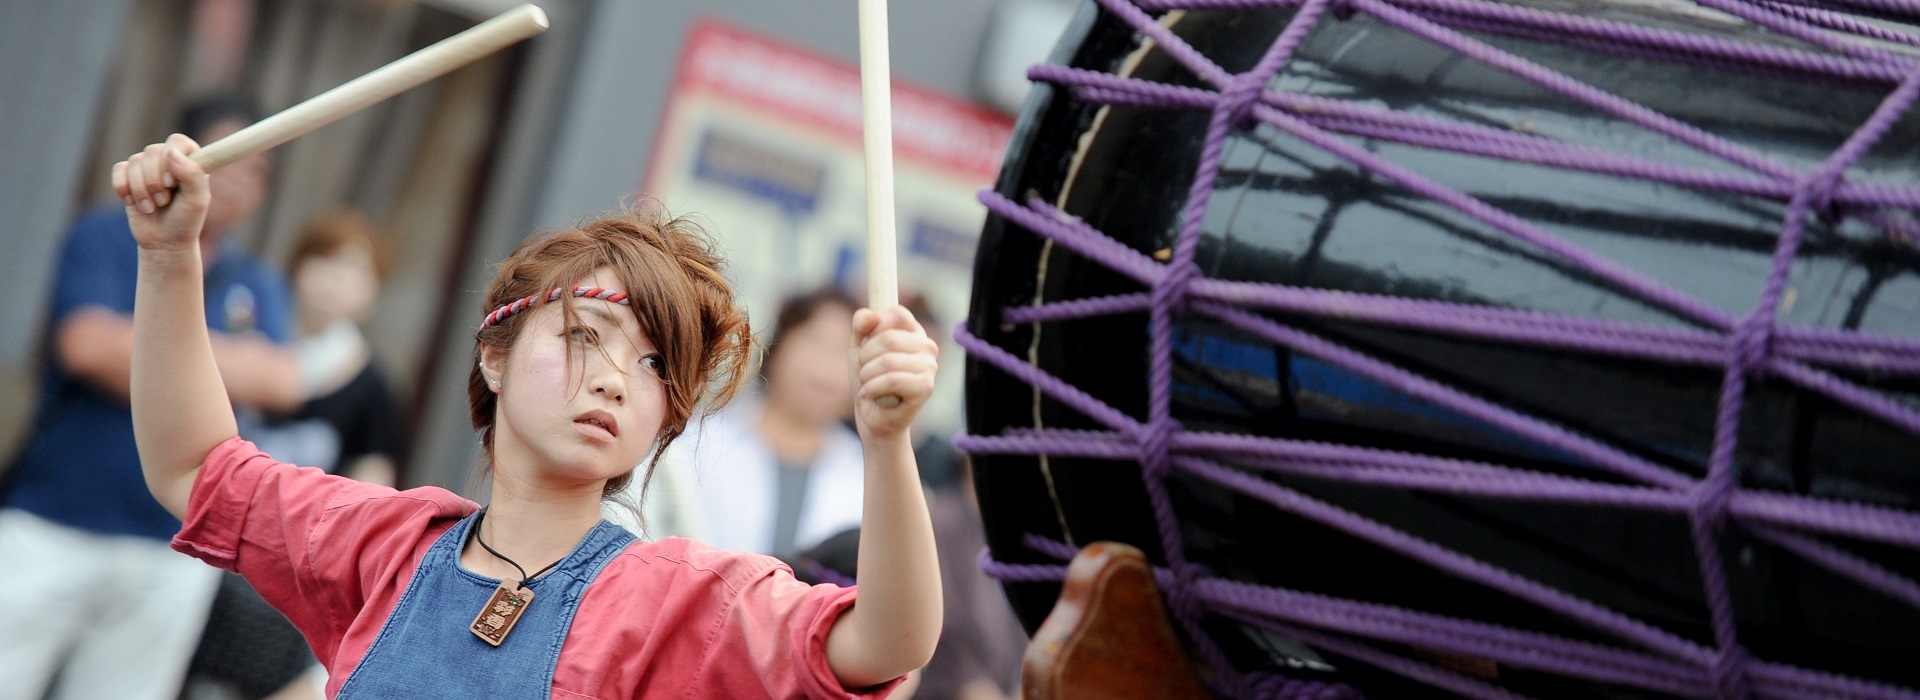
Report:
480,343,507,391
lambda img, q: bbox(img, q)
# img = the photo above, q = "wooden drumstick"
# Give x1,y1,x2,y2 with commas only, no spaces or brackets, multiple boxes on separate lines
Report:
190,4,548,171
858,0,903,408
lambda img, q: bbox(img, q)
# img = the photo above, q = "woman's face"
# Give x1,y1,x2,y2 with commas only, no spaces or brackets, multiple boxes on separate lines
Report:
764,302,855,424
293,244,379,327
484,268,669,489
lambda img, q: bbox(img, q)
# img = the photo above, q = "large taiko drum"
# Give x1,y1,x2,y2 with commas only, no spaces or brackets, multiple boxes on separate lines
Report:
961,0,1920,698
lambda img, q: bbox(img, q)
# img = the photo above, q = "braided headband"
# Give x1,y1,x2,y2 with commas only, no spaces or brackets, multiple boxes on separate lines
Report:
480,286,631,329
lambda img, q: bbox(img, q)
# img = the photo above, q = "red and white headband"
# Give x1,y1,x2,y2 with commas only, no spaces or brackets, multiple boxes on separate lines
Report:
480,285,631,329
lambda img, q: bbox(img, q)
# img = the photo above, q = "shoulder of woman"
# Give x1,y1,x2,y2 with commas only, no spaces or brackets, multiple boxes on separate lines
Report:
349,483,476,518
302,484,476,559
610,536,790,595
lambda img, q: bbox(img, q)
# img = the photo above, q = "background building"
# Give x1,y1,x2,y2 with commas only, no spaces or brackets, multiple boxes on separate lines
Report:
0,0,1073,491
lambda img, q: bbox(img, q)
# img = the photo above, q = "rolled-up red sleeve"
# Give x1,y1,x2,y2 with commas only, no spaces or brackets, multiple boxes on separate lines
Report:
170,436,474,668
696,569,905,700
171,437,379,576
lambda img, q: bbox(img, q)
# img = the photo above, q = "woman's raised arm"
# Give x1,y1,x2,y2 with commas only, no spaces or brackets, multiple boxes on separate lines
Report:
115,134,242,518
825,306,944,687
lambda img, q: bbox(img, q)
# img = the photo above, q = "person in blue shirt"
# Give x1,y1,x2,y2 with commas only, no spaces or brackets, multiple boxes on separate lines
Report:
0,96,302,700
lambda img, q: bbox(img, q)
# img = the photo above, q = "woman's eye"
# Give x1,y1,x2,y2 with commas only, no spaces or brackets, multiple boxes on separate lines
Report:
640,354,665,378
564,326,597,345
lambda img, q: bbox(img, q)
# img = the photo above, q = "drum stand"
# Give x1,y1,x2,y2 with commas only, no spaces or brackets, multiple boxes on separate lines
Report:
1019,542,1211,700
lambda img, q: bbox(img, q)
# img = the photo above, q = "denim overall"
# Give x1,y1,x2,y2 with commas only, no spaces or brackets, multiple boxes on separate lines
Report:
335,511,635,698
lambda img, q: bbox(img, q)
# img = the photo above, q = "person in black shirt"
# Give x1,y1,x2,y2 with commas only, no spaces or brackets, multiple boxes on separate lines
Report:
282,209,405,484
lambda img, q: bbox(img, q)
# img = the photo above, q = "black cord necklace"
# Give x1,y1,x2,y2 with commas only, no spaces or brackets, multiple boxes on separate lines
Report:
466,509,564,646
471,509,565,589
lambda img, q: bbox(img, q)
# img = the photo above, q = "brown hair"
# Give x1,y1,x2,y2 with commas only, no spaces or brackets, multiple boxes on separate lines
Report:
467,205,755,501
287,209,390,279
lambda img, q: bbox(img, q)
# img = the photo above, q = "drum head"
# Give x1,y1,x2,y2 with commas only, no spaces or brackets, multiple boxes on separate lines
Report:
966,1,1920,697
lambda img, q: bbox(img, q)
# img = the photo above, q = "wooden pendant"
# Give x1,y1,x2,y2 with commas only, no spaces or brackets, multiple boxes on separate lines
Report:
470,581,534,646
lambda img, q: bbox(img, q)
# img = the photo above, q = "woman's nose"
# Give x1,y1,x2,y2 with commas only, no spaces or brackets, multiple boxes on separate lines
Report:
588,359,625,403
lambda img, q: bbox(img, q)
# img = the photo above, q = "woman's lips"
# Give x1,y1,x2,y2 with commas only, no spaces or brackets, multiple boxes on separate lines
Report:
574,420,616,442
573,409,618,441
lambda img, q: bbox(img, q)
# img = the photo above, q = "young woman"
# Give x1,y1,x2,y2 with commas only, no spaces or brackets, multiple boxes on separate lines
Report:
116,133,941,698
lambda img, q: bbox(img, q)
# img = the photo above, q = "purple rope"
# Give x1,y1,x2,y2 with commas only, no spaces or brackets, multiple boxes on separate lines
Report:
1763,0,1920,19
1688,0,1912,65
954,426,1920,549
982,191,1920,489
1758,0,1920,47
1352,0,1799,181
1211,586,1711,696
1002,290,1920,376
959,429,1697,511
1246,674,1364,700
1746,524,1920,610
965,0,1920,697
1767,359,1920,434
1277,100,1739,329
980,539,1920,700
1032,64,1920,212
1141,0,1920,16
1138,0,1917,84
1203,301,1698,488
1181,456,1716,662
1094,0,1796,330
1690,59,1920,697
1263,622,1541,700
996,278,1920,377
956,318,1920,551
1136,3,1336,692
981,188,1920,438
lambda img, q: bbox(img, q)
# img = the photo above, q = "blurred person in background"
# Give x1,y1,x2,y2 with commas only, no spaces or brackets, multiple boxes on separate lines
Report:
181,209,409,700
918,457,1027,700
0,96,299,700
279,208,406,486
631,287,866,559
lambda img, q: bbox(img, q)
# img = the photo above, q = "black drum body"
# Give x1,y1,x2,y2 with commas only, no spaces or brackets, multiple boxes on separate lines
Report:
965,1,1920,698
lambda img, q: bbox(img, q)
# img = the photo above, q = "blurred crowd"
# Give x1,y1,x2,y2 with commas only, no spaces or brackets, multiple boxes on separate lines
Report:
0,96,1024,700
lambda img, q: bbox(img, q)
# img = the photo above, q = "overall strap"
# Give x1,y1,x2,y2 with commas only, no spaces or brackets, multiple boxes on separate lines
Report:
335,513,635,699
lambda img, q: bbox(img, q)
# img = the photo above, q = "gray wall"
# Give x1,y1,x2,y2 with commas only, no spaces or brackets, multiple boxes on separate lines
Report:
0,2,135,455
411,0,1005,489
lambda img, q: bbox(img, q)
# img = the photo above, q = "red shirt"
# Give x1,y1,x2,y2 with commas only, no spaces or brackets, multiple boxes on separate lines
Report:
172,437,900,699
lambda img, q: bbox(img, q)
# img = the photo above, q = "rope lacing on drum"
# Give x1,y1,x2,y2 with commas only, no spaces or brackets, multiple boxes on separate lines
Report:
1151,262,1203,318
1808,170,1849,225
1249,673,1365,700
960,0,1920,698
1222,71,1270,128
1136,2,1339,694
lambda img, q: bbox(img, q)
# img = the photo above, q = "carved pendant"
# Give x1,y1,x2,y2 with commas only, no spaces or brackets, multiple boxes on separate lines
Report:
470,581,534,646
